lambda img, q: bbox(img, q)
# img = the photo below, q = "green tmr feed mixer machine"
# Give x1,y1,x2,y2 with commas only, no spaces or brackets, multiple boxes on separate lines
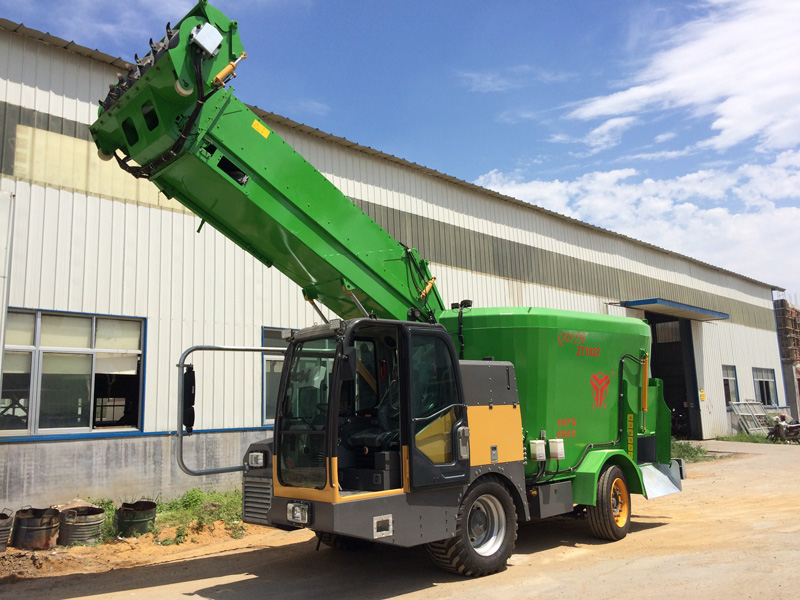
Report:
90,0,684,577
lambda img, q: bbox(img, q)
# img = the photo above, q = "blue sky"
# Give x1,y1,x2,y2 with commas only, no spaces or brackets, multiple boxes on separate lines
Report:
3,0,800,300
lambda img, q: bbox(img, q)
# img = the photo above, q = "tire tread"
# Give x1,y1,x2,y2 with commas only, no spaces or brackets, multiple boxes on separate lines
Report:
587,465,630,541
425,475,517,577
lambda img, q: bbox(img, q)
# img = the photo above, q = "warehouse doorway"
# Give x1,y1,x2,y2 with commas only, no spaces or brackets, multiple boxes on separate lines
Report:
645,313,701,439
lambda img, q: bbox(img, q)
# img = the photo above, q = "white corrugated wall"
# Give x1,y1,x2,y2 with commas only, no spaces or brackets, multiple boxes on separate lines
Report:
0,27,113,131
693,320,785,437
0,176,329,433
0,191,12,379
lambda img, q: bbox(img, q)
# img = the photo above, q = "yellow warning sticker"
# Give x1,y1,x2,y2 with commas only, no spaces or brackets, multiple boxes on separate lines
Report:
252,119,271,139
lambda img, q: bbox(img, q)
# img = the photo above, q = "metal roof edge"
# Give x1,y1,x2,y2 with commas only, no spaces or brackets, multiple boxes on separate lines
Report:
0,18,131,69
0,18,783,294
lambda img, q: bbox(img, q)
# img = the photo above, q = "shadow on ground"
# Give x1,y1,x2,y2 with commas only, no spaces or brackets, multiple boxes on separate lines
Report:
2,514,670,600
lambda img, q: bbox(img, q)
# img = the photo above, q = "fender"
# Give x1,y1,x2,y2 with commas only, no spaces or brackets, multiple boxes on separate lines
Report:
572,450,644,505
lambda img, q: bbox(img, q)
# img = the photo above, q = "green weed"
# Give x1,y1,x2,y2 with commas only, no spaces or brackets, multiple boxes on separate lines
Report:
671,438,715,463
716,430,772,444
155,488,244,542
86,497,117,543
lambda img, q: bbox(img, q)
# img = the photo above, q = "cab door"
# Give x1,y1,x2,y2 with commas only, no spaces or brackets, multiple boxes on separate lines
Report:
407,328,469,488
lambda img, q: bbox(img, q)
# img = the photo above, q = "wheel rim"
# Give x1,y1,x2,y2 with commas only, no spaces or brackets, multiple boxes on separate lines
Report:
610,477,629,527
467,494,506,556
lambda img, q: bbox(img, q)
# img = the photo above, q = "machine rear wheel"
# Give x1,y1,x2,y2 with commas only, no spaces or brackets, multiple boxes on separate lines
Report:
587,464,631,541
426,476,517,577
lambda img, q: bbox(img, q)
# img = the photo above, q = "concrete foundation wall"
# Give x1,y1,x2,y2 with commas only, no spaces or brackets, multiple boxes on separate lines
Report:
0,430,272,509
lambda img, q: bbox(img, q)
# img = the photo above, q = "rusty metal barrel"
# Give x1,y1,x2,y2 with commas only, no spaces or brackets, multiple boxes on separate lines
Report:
114,501,156,537
0,508,12,552
11,507,60,550
58,506,106,545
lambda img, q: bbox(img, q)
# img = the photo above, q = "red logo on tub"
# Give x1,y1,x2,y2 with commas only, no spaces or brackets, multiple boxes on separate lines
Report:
558,331,588,346
590,373,610,408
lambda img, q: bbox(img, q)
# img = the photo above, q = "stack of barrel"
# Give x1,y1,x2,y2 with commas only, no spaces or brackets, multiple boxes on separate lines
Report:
0,500,156,551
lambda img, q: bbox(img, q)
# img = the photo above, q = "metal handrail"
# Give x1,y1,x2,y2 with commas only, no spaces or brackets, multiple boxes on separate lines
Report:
176,344,286,477
411,402,465,424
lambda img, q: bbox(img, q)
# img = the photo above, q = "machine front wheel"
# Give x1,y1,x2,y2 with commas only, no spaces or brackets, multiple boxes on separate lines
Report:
587,464,631,541
426,476,517,577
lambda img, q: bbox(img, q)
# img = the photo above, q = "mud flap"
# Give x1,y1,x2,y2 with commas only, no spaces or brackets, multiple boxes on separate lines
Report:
639,460,684,499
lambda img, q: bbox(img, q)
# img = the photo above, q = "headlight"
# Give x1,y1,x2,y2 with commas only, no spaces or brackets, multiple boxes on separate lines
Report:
248,451,265,467
286,502,310,524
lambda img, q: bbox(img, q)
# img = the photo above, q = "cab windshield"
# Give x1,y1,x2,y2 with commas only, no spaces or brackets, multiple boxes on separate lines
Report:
277,336,337,489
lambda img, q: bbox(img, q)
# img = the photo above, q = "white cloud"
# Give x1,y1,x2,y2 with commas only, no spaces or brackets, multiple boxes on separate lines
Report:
475,150,800,294
296,100,331,117
497,109,541,125
621,148,693,161
567,0,800,153
583,117,638,154
458,66,575,93
458,71,522,93
546,117,638,155
655,132,676,143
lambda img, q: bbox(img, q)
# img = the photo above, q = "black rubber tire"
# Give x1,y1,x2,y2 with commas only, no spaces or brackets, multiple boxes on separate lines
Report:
426,476,517,577
314,531,371,551
587,464,631,541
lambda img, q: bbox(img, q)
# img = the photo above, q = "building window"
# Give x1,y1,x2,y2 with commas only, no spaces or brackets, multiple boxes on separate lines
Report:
654,321,681,343
262,328,288,425
1,310,144,434
752,368,778,406
722,365,739,406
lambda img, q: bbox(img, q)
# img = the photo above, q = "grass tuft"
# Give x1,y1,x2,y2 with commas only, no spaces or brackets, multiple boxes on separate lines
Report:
154,488,244,545
716,430,772,444
671,438,715,463
87,497,118,543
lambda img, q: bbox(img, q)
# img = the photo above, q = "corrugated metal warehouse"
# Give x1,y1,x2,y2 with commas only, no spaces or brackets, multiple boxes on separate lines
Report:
0,19,792,508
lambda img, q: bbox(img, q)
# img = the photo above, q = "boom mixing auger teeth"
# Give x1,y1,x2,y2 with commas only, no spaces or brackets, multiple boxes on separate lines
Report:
96,20,183,115
91,2,247,162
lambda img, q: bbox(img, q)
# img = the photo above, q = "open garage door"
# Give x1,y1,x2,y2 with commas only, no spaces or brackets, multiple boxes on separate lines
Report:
621,298,729,440
644,313,701,439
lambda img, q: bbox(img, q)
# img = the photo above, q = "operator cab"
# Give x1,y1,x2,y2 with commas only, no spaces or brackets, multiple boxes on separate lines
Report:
275,318,469,496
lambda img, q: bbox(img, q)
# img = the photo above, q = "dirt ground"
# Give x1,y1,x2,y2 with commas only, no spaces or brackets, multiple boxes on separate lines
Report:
2,440,799,600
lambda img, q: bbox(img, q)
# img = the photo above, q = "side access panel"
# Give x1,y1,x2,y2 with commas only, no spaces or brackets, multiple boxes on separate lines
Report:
460,360,529,520
528,481,574,519
269,486,465,547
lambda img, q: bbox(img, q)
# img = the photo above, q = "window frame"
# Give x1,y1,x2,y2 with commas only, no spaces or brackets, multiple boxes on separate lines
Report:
752,367,778,407
721,365,739,408
261,327,287,427
1,309,145,436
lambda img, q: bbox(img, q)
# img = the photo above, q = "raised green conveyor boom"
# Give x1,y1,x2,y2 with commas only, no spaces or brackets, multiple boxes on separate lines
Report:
89,0,444,322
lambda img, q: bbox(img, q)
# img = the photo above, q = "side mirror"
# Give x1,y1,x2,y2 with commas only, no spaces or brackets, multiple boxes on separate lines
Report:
339,346,357,381
183,365,196,433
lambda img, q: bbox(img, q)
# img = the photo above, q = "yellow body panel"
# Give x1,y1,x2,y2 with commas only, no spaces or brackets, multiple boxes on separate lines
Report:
272,451,410,504
415,408,455,463
467,405,524,466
